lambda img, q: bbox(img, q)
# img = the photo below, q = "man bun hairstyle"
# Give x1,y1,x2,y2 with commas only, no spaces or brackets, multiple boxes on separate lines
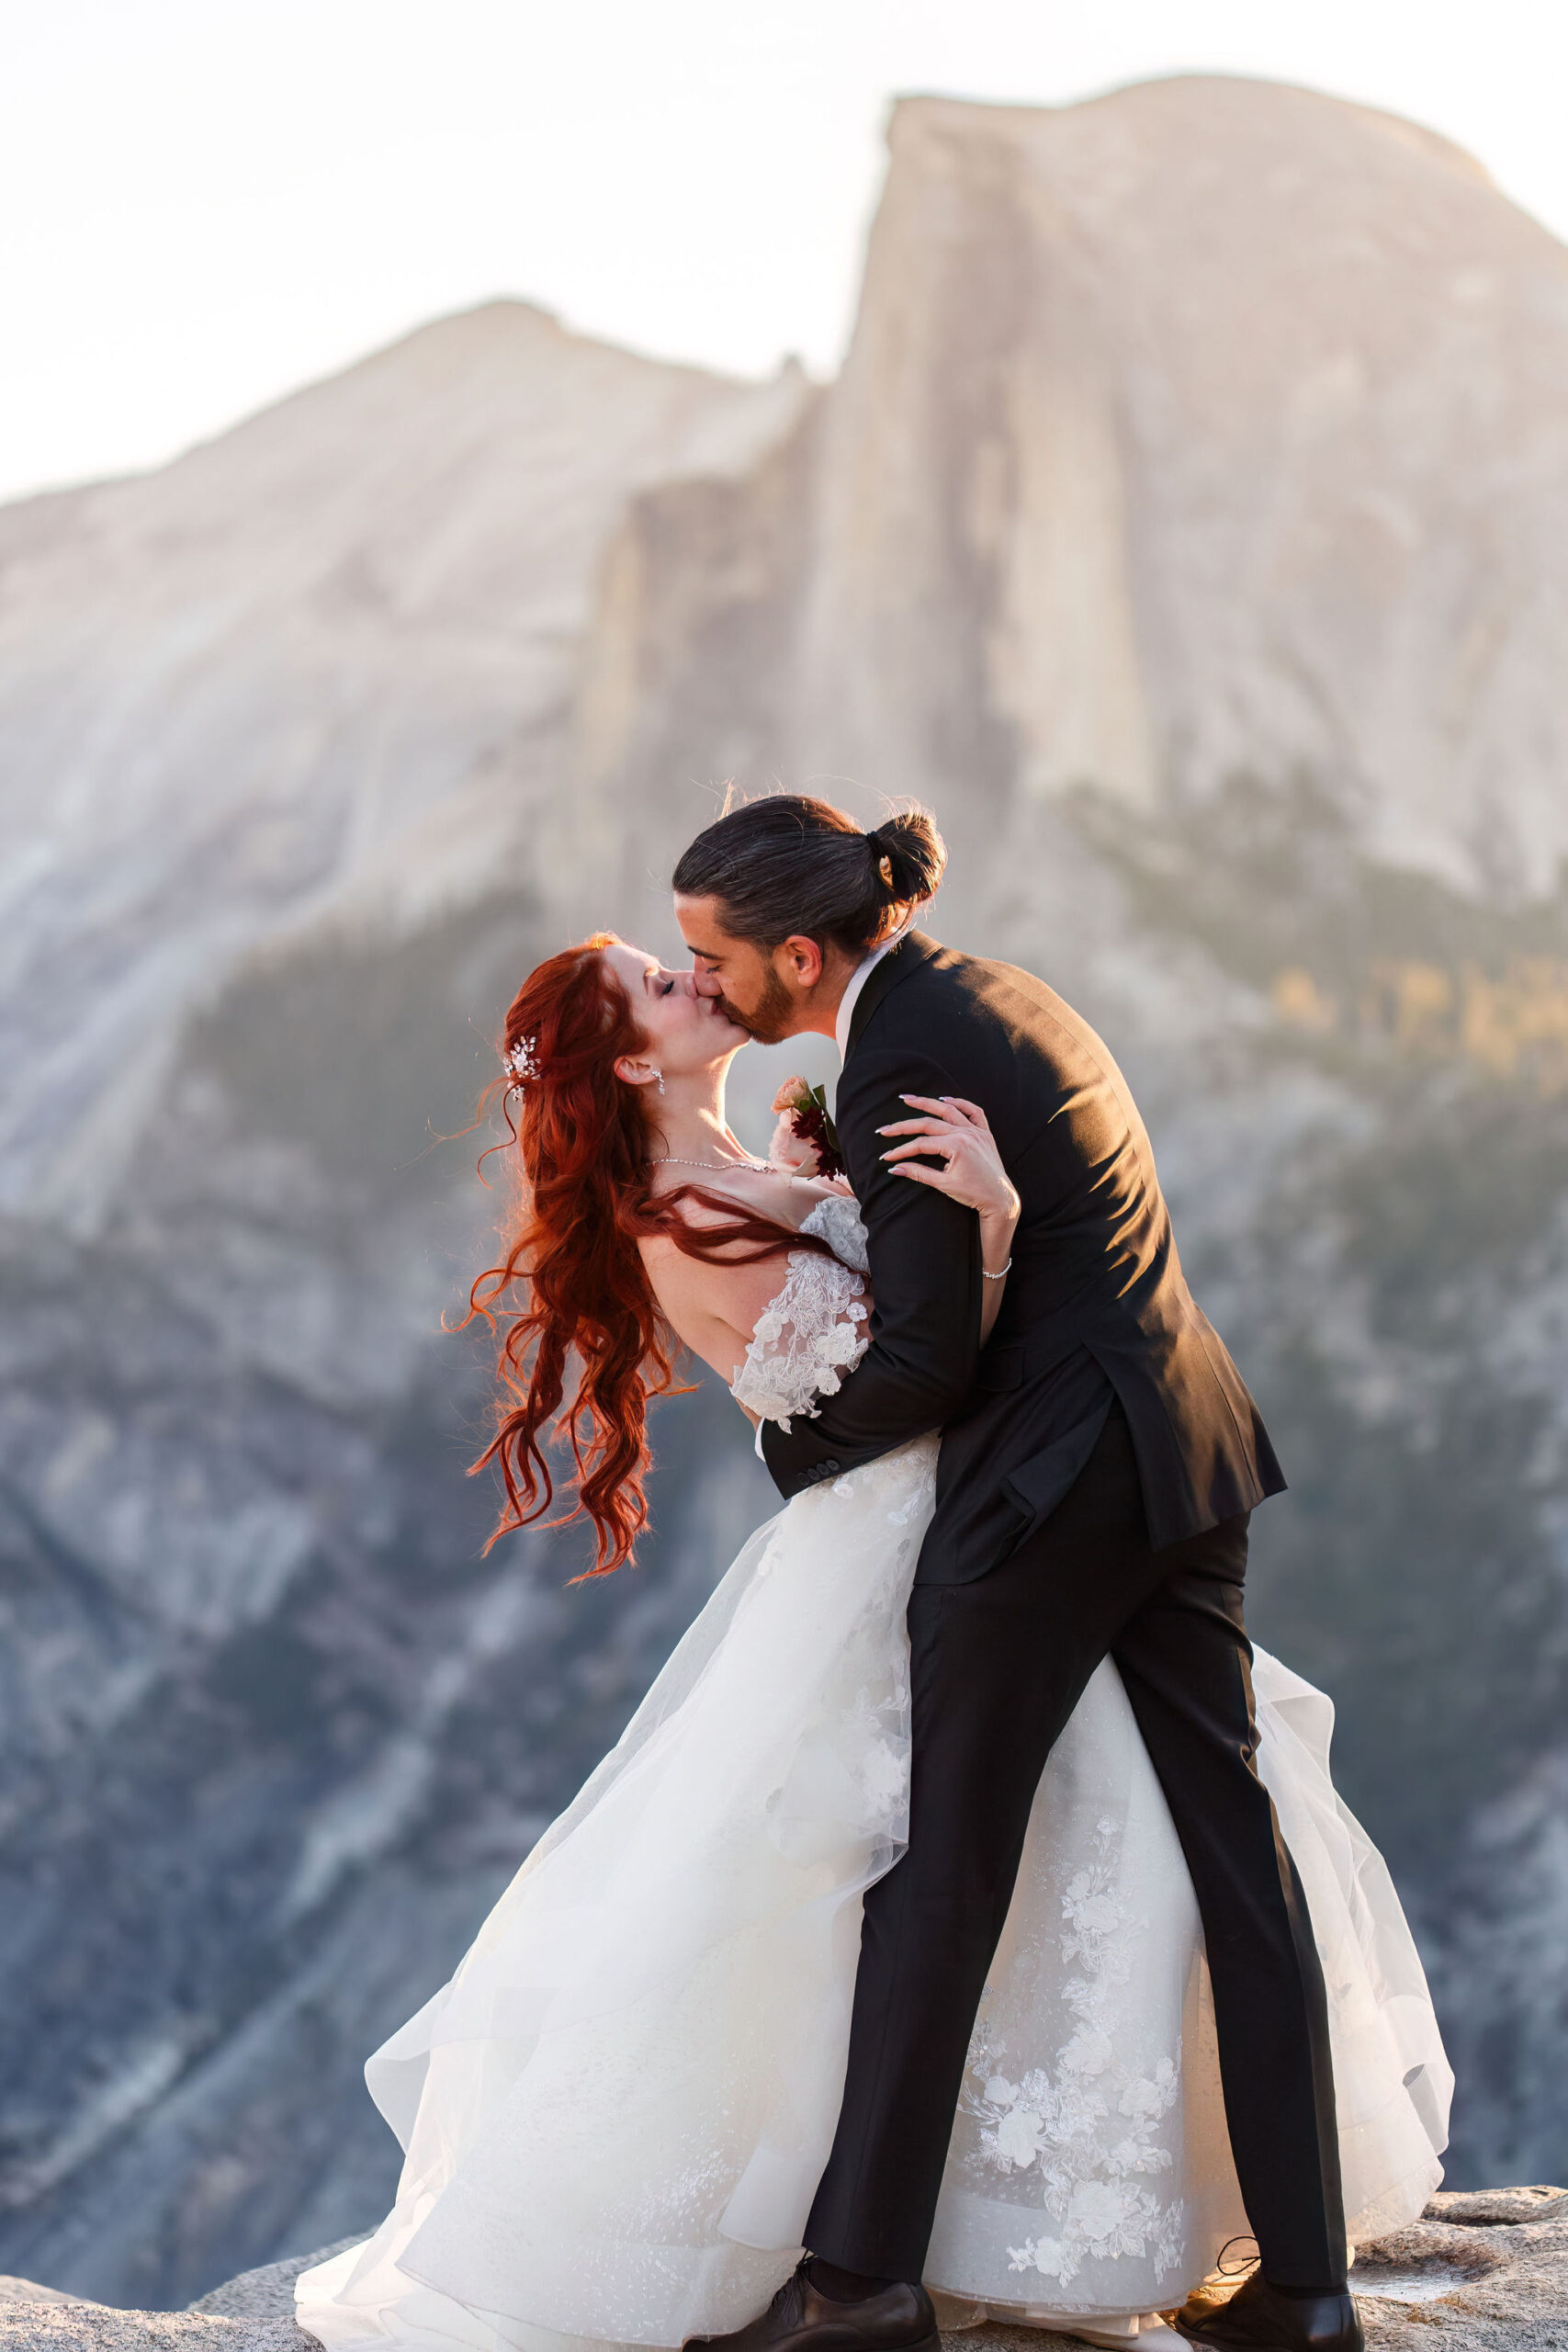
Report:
671,792,945,957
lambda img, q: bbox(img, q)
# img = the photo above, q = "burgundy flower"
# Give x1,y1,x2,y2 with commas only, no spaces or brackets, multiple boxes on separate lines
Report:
770,1078,845,1182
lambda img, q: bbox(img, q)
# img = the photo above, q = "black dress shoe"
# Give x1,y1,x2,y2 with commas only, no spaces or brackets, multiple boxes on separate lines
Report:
1175,2270,1363,2352
684,2262,939,2352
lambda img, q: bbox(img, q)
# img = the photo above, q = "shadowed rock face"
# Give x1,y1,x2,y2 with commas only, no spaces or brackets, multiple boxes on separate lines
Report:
2,74,1567,2305
0,308,806,2304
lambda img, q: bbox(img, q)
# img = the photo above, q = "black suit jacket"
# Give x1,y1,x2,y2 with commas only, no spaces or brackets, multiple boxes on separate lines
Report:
760,933,1285,1582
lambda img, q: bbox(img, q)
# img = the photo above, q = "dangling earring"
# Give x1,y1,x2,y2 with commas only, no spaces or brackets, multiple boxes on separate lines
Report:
657,1072,666,1093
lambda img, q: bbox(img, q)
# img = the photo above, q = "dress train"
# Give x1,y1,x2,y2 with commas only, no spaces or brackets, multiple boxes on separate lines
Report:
297,1436,1450,2352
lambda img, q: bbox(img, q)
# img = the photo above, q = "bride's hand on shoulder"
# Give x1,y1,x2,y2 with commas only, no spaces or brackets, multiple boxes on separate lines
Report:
878,1096,1020,1227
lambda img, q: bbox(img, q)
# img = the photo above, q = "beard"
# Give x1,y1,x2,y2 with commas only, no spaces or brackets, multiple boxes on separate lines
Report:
719,963,796,1046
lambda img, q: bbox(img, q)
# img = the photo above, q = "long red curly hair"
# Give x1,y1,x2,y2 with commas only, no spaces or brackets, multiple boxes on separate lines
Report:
466,934,831,1576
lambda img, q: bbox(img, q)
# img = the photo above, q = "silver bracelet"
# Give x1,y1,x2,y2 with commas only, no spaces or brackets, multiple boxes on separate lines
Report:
982,1257,1012,1282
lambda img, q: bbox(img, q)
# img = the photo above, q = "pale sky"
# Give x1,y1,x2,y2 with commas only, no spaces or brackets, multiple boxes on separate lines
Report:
3,0,1566,506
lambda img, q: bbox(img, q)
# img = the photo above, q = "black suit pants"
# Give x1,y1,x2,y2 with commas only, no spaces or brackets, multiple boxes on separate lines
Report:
803,1406,1347,2292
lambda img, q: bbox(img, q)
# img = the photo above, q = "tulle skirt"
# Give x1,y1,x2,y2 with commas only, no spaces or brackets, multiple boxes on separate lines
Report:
298,1437,1450,2352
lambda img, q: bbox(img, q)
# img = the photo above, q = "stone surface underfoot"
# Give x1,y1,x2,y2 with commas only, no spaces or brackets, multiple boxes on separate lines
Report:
2,2194,1564,2352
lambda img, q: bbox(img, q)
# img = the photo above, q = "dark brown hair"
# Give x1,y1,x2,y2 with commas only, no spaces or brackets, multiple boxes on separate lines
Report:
671,792,945,956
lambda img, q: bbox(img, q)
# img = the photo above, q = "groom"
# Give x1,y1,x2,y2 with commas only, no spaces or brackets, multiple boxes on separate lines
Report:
672,796,1361,2352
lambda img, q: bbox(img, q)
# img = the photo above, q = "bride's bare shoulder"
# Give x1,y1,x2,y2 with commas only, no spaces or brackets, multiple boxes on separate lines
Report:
637,1188,802,1375
635,1184,747,1279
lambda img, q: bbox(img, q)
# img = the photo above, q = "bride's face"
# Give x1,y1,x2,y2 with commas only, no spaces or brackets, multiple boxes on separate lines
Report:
603,943,748,1080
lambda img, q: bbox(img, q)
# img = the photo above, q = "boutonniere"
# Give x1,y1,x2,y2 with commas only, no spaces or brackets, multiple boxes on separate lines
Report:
769,1077,846,1182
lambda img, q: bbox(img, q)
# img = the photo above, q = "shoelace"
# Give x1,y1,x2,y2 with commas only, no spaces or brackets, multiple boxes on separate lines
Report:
774,2271,807,2324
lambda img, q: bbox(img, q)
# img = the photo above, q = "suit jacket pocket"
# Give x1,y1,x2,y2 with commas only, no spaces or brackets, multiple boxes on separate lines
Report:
999,1394,1115,1552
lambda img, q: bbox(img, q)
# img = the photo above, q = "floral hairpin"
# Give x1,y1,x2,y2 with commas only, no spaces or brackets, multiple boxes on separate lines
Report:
506,1033,542,1084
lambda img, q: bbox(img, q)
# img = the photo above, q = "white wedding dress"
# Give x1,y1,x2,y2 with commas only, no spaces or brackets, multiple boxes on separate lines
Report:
298,1197,1450,2352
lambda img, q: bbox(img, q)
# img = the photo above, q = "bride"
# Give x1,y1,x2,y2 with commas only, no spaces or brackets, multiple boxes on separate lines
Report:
297,935,1450,2352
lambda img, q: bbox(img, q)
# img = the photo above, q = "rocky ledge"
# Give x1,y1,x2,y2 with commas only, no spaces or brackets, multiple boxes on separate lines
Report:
1,2194,1563,2352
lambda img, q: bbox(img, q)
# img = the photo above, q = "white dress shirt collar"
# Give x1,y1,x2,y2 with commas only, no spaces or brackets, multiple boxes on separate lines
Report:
833,919,912,1062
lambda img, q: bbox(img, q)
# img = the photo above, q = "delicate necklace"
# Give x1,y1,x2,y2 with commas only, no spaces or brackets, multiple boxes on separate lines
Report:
650,1150,773,1173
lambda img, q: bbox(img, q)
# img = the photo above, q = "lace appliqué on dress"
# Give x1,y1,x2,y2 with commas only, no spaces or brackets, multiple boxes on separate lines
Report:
954,1815,1188,2291
793,1191,870,1273
730,1195,871,1430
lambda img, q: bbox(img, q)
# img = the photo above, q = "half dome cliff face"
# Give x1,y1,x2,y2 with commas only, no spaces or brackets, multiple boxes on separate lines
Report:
586,76,1568,900
1,74,1566,2303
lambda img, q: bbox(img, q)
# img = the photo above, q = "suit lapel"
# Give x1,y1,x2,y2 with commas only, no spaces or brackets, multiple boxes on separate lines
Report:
845,929,944,1059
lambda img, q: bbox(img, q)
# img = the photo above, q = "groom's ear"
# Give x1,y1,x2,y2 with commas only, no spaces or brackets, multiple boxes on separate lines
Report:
775,934,826,993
